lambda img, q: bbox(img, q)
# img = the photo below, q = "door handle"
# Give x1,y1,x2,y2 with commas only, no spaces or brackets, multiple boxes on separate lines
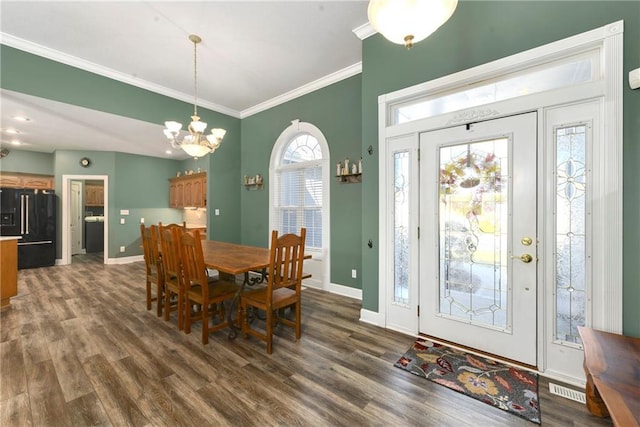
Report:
25,195,30,234
20,194,25,235
511,253,533,263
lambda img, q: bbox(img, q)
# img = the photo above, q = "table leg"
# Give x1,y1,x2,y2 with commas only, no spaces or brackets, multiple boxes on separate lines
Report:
227,269,267,340
584,361,610,418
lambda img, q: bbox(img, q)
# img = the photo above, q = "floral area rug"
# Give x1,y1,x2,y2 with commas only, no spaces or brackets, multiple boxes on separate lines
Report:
395,338,541,424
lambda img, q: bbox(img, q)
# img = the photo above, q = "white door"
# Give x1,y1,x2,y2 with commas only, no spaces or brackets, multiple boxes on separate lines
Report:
70,180,82,255
419,113,537,365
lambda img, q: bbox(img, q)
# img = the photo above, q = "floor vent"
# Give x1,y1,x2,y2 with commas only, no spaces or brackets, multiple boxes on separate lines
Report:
549,383,586,404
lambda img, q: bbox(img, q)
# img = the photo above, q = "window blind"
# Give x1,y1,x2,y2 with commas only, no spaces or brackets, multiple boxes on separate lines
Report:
274,164,322,249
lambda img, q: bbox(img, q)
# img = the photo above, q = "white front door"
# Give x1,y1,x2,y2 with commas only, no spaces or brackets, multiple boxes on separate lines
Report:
419,113,538,365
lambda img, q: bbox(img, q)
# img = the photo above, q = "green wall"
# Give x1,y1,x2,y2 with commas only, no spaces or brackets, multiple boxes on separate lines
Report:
360,1,640,336
51,150,182,258
1,43,242,251
0,150,54,174
240,75,363,288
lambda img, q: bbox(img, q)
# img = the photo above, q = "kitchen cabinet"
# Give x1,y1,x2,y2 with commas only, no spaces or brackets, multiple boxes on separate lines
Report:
169,173,206,208
0,172,54,190
85,184,104,206
0,237,19,310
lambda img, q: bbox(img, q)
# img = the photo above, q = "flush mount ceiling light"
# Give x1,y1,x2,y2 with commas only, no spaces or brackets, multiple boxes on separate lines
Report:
367,0,458,49
163,34,226,159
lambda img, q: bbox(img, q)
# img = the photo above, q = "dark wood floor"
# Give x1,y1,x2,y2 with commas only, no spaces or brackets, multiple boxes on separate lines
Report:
1,259,612,426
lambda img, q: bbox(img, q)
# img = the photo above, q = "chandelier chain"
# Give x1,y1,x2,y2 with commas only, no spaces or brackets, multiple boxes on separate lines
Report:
193,37,198,117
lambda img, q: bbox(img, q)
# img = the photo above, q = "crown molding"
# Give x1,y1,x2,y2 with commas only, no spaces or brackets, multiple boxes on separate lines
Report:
1,32,364,121
353,22,376,40
240,62,362,118
0,32,241,118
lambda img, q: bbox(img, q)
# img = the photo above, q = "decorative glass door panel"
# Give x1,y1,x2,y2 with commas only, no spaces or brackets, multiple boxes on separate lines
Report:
420,113,537,366
385,135,419,334
439,139,509,330
555,124,587,345
394,151,410,305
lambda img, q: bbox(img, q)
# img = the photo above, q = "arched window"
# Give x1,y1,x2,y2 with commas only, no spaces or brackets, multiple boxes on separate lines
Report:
270,120,329,257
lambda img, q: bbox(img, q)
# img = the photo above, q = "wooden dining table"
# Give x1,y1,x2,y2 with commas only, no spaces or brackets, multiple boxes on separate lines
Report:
199,240,310,339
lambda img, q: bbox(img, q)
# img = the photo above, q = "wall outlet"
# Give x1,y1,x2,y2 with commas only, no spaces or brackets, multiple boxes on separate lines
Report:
120,209,129,215
119,246,125,253
352,269,357,279
120,218,125,224
140,217,144,224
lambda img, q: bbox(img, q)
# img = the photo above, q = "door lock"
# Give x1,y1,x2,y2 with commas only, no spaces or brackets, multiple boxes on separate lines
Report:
511,253,533,263
521,237,533,246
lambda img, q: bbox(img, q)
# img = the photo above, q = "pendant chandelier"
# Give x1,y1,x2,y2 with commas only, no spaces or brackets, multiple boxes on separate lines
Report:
163,34,226,158
367,0,458,49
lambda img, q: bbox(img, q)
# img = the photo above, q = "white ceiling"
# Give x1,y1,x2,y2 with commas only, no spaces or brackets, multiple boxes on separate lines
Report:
0,1,371,160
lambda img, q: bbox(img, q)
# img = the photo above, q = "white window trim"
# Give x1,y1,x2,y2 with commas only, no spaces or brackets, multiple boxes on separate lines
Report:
375,21,623,340
269,119,331,263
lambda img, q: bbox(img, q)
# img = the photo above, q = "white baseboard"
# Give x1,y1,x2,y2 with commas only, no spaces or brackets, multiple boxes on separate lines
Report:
327,282,362,300
360,308,385,327
107,255,144,265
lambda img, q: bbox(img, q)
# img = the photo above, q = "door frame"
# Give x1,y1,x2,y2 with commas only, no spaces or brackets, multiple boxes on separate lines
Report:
70,180,83,255
375,21,622,385
61,174,108,265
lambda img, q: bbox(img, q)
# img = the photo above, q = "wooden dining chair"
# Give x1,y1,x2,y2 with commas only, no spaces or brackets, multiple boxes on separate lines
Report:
180,229,240,345
159,224,186,330
140,224,163,316
159,221,186,230
240,228,306,354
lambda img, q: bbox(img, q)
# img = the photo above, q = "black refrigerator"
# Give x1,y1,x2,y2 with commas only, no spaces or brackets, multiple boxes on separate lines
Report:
0,188,56,269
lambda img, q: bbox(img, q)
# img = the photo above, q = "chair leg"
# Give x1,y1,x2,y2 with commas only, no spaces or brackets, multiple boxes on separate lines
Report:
146,279,152,310
295,301,301,340
266,309,273,354
156,281,163,317
201,302,209,345
177,292,184,330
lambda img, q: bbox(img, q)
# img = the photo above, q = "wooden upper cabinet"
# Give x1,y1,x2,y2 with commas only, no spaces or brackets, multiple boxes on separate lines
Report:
85,184,104,206
0,172,54,190
169,172,206,208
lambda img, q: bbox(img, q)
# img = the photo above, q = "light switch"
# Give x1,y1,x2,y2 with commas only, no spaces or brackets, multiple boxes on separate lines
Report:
215,209,220,216
120,218,125,224
140,218,145,224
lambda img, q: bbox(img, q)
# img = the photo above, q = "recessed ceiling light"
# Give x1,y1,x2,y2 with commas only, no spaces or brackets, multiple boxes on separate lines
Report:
166,150,172,154
2,128,20,135
11,140,22,145
11,115,31,122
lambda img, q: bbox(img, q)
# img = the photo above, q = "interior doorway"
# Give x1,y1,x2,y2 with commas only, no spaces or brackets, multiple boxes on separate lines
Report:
61,175,108,265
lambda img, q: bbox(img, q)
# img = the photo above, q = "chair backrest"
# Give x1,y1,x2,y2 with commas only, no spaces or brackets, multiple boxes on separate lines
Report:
159,224,183,285
159,221,186,230
266,228,306,297
179,230,209,292
140,224,161,275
